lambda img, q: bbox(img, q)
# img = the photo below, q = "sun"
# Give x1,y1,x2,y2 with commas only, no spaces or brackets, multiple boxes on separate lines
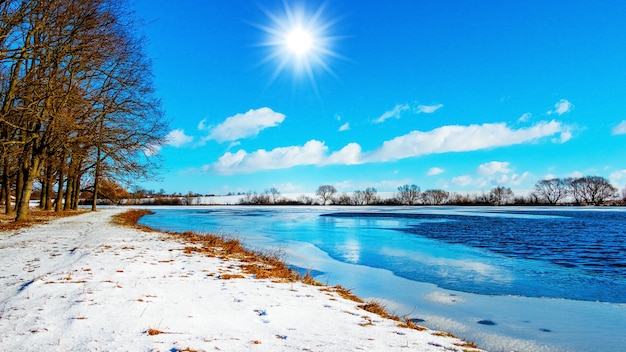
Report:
254,2,343,89
286,27,313,56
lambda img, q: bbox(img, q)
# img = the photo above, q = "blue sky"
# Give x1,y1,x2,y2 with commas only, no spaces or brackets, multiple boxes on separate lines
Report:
134,0,626,196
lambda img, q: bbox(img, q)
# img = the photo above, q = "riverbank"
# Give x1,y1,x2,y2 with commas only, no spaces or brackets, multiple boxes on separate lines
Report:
0,207,481,351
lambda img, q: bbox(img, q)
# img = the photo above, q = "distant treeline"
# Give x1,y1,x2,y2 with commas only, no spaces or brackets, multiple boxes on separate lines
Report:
76,175,625,207
237,176,625,206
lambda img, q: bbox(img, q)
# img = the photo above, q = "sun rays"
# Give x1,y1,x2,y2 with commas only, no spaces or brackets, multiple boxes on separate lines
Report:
254,2,343,90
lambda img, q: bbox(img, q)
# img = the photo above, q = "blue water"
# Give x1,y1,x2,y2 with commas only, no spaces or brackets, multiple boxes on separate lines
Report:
138,206,626,352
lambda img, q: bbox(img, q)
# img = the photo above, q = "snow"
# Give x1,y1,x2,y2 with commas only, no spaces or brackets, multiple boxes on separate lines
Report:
0,208,482,351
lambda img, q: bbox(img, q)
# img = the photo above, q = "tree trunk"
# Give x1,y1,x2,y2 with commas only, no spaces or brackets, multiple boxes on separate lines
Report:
54,164,65,212
14,167,24,212
63,174,73,211
2,156,11,214
70,174,80,210
2,157,10,214
92,149,101,211
54,151,66,212
15,156,41,221
43,166,54,210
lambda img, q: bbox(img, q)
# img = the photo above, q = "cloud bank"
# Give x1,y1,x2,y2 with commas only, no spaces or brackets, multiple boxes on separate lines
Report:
203,120,569,175
364,120,565,162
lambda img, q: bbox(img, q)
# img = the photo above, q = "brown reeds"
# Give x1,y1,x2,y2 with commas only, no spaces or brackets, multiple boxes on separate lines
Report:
358,300,401,321
111,209,156,231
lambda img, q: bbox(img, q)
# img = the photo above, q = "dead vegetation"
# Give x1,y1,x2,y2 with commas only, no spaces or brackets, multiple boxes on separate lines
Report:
0,209,85,231
111,209,156,231
145,328,167,336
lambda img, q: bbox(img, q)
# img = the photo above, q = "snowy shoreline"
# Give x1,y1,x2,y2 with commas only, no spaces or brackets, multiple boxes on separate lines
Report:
0,208,482,351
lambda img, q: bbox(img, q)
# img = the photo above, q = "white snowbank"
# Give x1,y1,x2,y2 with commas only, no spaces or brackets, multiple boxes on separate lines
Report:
0,208,482,351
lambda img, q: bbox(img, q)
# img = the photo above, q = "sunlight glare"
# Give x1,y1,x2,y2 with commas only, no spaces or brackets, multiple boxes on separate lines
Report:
254,2,344,90
286,28,313,56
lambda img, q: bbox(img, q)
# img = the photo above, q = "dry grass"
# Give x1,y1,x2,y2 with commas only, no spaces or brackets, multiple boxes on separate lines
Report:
327,286,364,303
146,328,167,336
358,300,400,321
111,209,156,231
454,341,480,349
0,209,85,231
397,316,428,331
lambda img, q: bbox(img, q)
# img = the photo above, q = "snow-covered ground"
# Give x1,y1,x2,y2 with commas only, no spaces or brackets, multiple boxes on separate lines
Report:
0,208,482,351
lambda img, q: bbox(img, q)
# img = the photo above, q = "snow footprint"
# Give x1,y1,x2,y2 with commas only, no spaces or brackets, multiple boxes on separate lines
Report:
254,309,270,324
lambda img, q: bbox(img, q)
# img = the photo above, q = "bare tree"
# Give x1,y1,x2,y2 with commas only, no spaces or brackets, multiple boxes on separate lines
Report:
0,0,167,220
316,184,337,205
567,176,616,205
396,184,421,205
422,189,449,205
363,187,378,205
351,190,366,205
489,186,514,206
265,187,280,204
335,193,351,205
532,178,569,205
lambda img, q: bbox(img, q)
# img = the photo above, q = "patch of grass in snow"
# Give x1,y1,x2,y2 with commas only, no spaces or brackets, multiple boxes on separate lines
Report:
397,316,428,331
321,286,363,303
358,300,400,322
111,209,156,231
145,328,168,335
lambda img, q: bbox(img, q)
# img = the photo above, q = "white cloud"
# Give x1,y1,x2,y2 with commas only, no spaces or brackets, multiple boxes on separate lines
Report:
338,122,350,131
207,140,327,175
548,99,573,115
416,104,443,114
427,167,445,176
165,129,193,147
609,170,626,186
557,130,572,143
365,120,566,162
143,144,161,157
478,161,511,175
612,120,626,135
451,166,530,189
326,143,362,165
496,171,531,186
203,120,569,175
207,107,285,142
197,119,208,131
451,175,474,187
569,171,584,178
375,103,410,123
518,112,532,122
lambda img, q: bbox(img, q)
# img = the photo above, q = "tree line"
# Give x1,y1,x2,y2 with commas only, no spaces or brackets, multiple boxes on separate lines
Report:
1,0,167,220
237,175,624,206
